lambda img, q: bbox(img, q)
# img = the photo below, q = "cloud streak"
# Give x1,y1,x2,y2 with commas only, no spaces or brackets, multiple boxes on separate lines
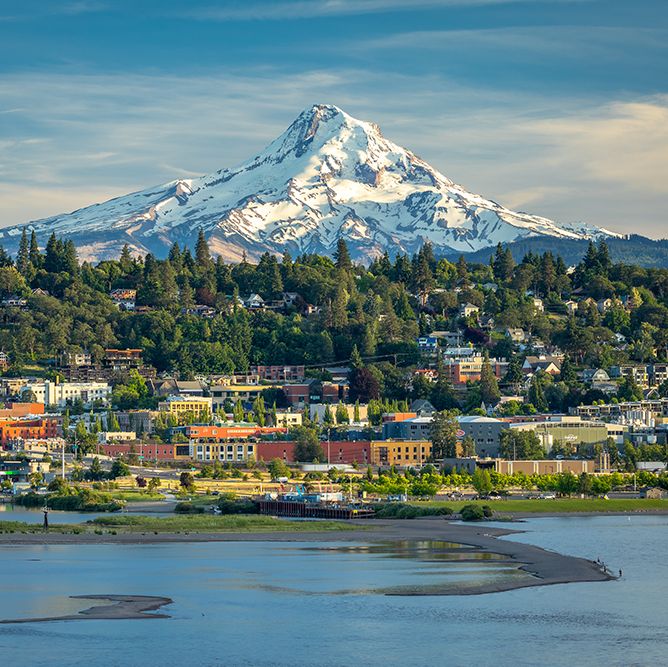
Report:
183,0,580,21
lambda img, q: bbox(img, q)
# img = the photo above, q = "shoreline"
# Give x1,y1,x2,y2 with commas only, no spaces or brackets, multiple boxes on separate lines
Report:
0,518,616,596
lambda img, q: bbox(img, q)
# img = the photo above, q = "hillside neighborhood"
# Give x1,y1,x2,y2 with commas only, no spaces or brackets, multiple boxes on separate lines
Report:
0,235,666,503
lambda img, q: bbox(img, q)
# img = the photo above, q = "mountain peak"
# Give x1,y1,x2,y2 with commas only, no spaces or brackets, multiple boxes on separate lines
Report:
0,105,620,263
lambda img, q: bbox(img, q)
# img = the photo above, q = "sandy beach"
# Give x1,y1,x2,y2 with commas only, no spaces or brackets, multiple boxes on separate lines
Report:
0,518,615,597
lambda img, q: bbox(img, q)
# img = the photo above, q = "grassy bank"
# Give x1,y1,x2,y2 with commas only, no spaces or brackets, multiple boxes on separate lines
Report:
87,514,356,532
0,514,358,535
414,498,668,514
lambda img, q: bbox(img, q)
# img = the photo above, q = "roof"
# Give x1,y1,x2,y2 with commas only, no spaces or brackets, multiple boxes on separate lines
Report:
457,416,502,424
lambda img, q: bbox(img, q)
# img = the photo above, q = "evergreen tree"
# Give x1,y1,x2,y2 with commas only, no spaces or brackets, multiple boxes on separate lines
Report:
559,355,577,385
456,255,469,283
479,351,501,405
29,231,41,268
16,229,30,277
233,400,245,422
335,402,349,424
195,228,213,269
528,373,548,412
120,244,134,273
429,410,459,459
334,238,352,272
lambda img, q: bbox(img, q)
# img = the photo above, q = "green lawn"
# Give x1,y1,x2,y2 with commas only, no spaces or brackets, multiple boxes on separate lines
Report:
414,498,668,514
110,491,165,502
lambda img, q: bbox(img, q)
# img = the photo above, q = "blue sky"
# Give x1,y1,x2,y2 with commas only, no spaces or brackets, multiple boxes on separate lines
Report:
1,0,666,236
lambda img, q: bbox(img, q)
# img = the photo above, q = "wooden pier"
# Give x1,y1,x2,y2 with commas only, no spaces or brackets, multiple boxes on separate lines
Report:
257,500,375,520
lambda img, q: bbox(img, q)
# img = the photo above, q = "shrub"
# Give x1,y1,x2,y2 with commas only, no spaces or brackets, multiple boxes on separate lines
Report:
460,504,486,521
174,502,205,514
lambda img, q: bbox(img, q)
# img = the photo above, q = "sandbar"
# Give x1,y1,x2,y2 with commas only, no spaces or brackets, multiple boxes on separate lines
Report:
0,595,173,624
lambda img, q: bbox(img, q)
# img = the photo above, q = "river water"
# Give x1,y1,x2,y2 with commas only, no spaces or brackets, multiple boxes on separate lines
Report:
0,515,666,667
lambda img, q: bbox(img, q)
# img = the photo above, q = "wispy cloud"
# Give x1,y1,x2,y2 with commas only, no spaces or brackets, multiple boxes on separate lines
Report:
0,69,666,238
355,25,668,62
183,0,580,21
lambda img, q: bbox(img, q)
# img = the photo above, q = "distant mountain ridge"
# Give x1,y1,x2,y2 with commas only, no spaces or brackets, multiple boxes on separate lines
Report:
1,104,624,262
455,235,668,269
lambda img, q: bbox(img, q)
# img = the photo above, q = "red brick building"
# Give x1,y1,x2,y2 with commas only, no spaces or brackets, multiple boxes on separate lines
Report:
101,442,177,461
256,440,371,465
251,365,305,383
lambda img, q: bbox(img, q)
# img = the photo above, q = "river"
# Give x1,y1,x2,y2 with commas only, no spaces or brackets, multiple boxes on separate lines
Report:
0,515,666,667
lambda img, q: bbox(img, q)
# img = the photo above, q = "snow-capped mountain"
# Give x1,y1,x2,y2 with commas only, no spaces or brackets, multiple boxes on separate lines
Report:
1,104,620,262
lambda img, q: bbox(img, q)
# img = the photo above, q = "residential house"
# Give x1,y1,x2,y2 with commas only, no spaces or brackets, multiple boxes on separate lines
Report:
109,288,137,311
505,328,526,344
459,303,480,318
410,399,436,416
522,355,562,376
532,297,544,313
1,295,27,308
244,294,265,309
417,336,438,353
183,305,216,318
564,300,578,315
596,298,614,313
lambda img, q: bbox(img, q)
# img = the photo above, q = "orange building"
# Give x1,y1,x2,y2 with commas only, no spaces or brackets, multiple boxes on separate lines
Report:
0,402,45,419
0,418,59,448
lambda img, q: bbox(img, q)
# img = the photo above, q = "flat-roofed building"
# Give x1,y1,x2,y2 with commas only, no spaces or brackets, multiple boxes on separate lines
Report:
158,395,213,418
370,440,432,467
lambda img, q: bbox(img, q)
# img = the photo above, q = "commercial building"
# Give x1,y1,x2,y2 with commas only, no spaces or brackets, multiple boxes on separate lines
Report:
370,440,432,467
508,416,609,454
250,365,305,383
457,416,509,458
101,442,177,462
382,416,433,440
185,424,288,442
191,441,257,463
98,431,137,443
21,381,111,407
493,459,599,475
0,418,59,448
0,402,44,419
210,384,265,407
158,395,213,418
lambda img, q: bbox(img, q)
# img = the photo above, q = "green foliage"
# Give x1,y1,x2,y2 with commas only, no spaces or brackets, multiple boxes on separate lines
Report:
268,458,291,480
460,504,486,521
429,410,459,459
292,426,325,462
499,430,546,460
